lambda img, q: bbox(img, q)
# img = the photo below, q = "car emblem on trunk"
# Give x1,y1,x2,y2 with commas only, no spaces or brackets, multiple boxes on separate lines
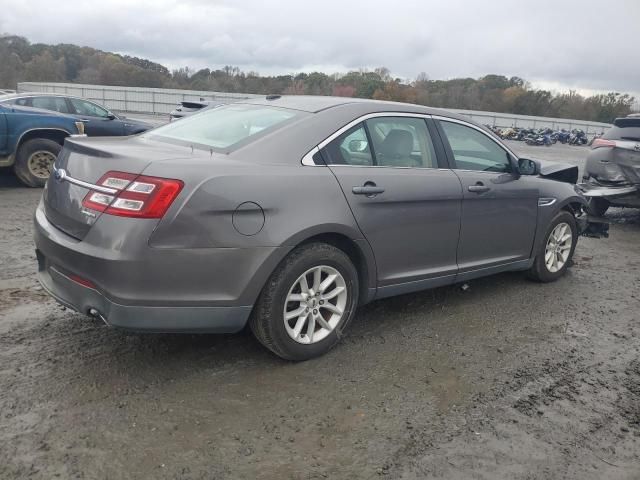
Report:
634,143,640,152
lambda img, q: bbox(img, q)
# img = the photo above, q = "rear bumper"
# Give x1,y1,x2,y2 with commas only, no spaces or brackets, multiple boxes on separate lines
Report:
33,201,284,333
578,182,638,199
37,256,251,332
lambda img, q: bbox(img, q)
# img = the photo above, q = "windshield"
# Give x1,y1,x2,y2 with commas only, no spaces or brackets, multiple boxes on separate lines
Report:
145,104,302,150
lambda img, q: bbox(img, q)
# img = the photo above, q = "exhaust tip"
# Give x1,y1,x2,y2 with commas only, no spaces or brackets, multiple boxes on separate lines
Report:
88,308,108,325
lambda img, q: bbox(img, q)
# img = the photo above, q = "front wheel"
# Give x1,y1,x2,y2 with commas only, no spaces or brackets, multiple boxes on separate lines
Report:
527,211,578,282
250,243,359,361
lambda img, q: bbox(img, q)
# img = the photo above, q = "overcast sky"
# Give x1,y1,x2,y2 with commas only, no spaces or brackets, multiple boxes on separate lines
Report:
1,0,639,97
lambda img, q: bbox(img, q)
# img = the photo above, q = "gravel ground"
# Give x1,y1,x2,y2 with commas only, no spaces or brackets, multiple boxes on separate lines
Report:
0,142,639,479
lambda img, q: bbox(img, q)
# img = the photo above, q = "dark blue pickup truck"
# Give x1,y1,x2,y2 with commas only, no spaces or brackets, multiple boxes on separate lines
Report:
0,103,84,187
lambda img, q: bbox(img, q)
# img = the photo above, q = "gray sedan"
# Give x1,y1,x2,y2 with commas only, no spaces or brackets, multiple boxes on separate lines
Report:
34,96,603,360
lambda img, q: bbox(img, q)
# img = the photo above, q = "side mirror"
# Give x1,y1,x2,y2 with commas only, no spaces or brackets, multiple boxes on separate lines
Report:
348,139,367,152
518,158,540,176
107,113,117,120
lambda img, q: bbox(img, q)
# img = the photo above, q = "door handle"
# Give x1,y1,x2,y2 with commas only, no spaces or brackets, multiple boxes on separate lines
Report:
468,182,490,193
352,183,385,196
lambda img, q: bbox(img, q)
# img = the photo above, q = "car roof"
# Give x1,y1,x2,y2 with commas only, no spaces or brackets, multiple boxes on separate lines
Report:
0,92,94,102
239,95,453,115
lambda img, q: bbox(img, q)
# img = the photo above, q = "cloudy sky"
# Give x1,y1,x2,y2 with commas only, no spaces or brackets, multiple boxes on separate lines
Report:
1,0,639,96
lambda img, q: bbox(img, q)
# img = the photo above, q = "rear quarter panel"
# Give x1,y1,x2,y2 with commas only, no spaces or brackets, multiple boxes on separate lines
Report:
144,157,375,302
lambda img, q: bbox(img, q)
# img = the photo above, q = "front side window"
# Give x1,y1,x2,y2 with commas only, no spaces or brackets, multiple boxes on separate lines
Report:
147,104,301,150
69,98,109,118
32,96,70,114
440,121,512,173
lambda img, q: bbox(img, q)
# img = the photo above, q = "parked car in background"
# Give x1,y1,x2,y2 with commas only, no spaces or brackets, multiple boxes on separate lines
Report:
581,115,640,215
0,93,152,136
169,99,222,121
0,102,84,187
35,96,606,361
0,89,16,95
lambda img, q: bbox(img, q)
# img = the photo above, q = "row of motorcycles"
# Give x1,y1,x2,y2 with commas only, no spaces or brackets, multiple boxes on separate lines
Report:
486,126,594,146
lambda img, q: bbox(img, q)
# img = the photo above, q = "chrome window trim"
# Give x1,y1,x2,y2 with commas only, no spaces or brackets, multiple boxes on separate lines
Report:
301,112,434,167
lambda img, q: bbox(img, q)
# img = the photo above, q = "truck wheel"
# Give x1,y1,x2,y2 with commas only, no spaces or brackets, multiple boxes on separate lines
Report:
250,243,359,361
527,211,577,283
14,138,61,187
588,197,609,217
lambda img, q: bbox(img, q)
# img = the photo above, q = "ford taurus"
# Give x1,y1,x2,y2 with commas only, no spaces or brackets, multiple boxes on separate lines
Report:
34,96,602,360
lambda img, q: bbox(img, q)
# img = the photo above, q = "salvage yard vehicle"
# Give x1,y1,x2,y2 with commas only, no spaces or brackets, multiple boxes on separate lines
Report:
169,99,222,121
0,93,152,137
34,96,606,361
0,101,85,187
581,115,640,215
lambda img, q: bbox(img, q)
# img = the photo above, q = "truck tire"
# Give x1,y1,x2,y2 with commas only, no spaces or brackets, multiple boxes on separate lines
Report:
14,138,62,187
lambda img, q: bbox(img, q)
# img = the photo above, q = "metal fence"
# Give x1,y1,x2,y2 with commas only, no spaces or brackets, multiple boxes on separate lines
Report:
17,82,612,134
17,82,261,115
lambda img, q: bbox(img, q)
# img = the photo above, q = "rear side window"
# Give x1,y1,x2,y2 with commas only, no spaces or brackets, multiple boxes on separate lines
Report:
366,117,437,168
32,96,70,113
147,104,301,150
323,124,373,166
322,116,437,168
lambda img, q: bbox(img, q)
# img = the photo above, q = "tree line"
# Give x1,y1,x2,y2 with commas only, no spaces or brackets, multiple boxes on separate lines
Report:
0,35,634,123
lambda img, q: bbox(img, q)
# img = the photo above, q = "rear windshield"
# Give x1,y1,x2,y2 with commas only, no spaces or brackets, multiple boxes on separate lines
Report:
145,104,302,150
603,126,640,142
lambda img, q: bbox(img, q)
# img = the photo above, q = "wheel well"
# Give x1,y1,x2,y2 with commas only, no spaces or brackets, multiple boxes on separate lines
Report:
562,202,585,216
18,129,69,150
299,233,371,304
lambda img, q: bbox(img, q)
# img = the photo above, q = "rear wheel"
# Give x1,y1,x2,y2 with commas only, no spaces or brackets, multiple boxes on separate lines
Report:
527,211,578,283
588,197,609,216
14,138,61,187
250,243,359,361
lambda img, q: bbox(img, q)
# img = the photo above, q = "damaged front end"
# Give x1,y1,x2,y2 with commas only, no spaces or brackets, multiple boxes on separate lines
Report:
575,211,610,238
525,158,609,237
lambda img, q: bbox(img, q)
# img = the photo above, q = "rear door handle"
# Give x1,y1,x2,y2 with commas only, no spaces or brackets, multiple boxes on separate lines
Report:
352,184,385,196
468,183,490,193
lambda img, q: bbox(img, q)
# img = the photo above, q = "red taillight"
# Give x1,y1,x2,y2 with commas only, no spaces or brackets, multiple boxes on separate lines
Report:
591,138,617,149
82,171,184,219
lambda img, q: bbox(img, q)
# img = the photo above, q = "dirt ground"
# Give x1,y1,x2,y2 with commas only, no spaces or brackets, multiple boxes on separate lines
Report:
0,142,638,479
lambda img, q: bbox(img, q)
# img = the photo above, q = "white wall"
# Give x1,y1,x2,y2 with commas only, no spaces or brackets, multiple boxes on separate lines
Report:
17,82,612,134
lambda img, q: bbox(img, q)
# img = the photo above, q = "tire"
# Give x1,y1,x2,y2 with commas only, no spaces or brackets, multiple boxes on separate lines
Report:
527,210,578,283
13,138,62,187
250,243,360,361
588,197,609,217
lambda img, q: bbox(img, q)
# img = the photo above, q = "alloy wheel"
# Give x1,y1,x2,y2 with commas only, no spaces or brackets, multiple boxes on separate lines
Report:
283,265,348,344
545,222,573,273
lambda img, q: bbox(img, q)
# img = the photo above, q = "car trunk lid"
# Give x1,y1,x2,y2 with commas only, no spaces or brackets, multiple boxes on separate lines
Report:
44,136,190,240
